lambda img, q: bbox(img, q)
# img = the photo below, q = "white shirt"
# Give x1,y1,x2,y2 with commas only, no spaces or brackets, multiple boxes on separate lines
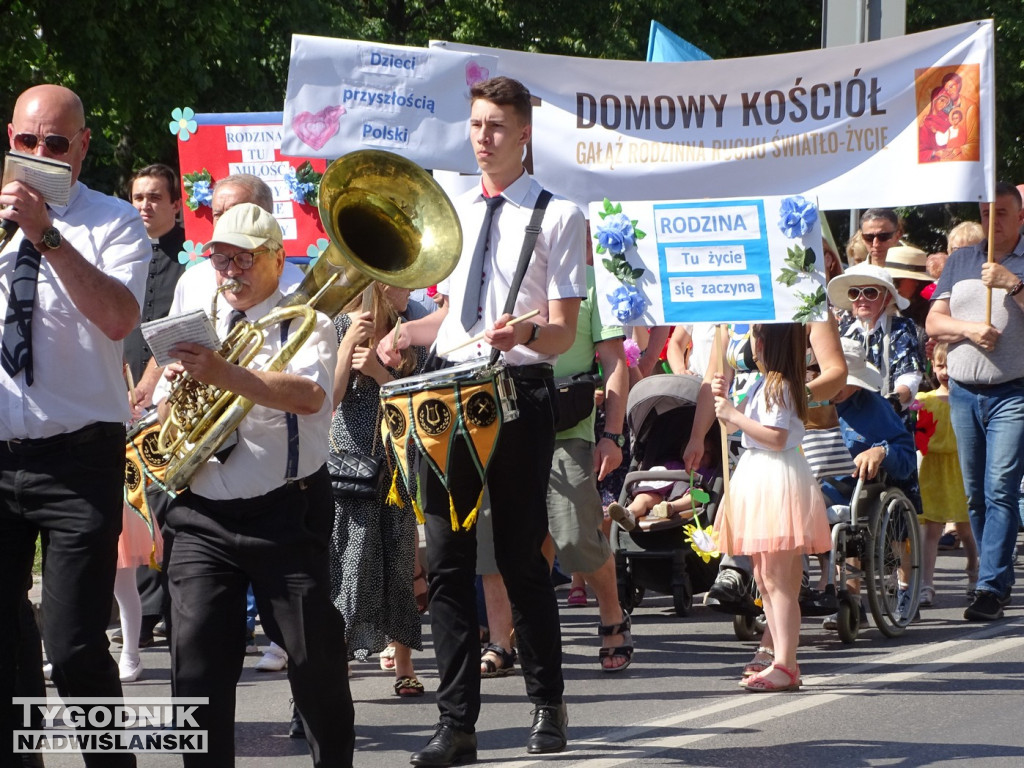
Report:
681,323,716,377
741,379,804,451
154,288,336,500
436,173,586,366
0,182,149,439
169,258,305,315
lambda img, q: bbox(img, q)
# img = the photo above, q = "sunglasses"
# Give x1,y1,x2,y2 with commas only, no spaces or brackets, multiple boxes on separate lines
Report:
847,286,884,302
12,127,85,156
208,249,267,272
862,231,895,244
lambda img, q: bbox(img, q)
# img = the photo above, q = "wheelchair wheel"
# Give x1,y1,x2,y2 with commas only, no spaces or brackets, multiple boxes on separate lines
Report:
733,612,766,641
836,594,860,645
865,488,922,637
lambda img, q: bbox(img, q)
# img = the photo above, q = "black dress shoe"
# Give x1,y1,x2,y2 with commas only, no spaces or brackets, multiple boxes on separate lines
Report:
288,704,306,740
410,723,477,766
526,702,567,755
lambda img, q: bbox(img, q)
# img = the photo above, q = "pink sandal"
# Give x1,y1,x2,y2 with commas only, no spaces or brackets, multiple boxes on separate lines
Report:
743,663,801,692
566,586,588,607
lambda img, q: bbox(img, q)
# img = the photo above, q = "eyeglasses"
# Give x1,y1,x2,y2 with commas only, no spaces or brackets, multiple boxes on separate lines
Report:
208,249,266,271
12,127,85,156
847,286,884,302
862,231,895,244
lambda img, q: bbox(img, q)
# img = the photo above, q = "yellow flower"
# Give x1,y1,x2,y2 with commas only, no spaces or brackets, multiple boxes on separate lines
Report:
683,520,720,564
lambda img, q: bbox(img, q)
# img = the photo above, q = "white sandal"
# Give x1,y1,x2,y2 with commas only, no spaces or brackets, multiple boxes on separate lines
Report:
379,645,397,671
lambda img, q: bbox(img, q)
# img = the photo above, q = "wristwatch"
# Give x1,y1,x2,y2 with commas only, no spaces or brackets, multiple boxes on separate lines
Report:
524,321,541,346
34,226,62,253
601,431,625,447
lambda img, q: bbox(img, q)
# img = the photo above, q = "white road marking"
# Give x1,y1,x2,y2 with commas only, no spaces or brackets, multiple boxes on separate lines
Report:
502,617,1024,767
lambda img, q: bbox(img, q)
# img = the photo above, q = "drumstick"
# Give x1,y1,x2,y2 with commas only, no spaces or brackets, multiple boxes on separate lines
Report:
124,363,137,410
392,317,402,352
439,310,540,357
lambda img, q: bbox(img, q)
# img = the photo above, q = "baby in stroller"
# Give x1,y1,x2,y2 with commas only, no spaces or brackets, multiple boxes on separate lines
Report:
609,374,724,617
607,433,719,532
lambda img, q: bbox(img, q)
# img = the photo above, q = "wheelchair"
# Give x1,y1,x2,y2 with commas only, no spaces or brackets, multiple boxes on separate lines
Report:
826,474,923,643
730,473,922,644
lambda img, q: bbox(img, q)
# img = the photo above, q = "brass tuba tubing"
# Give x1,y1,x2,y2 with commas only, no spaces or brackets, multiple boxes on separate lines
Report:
157,150,462,490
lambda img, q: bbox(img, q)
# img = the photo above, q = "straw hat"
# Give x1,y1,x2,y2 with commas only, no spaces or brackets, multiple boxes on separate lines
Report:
826,263,909,311
840,337,883,392
885,245,930,282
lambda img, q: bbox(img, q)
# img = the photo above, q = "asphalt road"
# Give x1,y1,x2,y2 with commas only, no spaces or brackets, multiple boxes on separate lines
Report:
30,536,1024,767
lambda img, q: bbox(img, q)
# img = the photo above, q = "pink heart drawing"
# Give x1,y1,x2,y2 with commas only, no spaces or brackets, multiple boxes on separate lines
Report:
465,61,490,87
292,105,346,151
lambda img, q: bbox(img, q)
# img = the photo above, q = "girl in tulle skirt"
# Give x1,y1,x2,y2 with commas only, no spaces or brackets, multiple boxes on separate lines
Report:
712,323,830,692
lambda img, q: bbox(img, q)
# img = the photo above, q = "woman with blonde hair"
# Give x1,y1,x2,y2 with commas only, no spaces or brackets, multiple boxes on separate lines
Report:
947,220,984,252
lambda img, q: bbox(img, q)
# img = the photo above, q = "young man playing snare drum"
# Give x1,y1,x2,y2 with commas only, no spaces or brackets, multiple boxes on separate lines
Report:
378,76,586,767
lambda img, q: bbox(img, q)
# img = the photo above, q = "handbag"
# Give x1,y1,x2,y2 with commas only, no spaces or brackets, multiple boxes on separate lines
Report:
552,372,599,431
327,447,383,500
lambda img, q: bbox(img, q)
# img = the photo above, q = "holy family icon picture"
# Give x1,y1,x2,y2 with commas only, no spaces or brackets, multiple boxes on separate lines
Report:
915,64,981,164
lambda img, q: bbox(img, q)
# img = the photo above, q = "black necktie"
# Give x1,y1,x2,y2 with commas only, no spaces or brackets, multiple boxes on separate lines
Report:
461,196,504,331
2,239,43,386
227,309,246,333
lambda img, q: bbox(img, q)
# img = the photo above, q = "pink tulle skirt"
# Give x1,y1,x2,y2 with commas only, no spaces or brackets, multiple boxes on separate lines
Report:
714,446,830,556
118,502,163,570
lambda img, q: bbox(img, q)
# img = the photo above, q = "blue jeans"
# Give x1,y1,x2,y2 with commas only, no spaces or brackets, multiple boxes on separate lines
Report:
246,584,257,634
948,379,1024,597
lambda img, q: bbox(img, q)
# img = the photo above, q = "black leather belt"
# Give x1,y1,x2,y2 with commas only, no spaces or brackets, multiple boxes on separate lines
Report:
507,363,553,381
0,422,124,457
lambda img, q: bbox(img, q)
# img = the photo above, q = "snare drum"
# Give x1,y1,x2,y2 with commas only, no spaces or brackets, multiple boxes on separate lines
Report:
380,360,516,522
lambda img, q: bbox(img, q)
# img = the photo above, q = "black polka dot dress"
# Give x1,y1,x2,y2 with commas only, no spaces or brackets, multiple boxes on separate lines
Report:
328,313,425,661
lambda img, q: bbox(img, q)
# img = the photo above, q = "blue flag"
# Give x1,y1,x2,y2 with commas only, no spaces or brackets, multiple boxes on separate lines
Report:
646,21,712,62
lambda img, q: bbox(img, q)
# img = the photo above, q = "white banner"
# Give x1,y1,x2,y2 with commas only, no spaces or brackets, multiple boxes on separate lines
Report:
432,20,995,209
590,195,827,326
281,35,497,172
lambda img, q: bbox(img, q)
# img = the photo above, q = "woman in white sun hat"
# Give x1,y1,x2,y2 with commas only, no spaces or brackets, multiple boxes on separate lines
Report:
827,263,924,414
828,263,926,529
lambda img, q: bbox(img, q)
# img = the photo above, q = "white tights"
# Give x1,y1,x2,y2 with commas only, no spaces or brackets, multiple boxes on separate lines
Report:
113,567,142,663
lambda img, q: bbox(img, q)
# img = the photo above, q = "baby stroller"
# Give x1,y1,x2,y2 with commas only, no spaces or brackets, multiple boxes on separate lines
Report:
609,374,723,617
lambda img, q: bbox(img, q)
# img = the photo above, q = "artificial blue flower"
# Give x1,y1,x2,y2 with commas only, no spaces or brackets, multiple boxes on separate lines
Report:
190,180,212,207
607,284,648,323
778,195,818,239
307,238,330,265
284,168,316,205
170,107,197,142
595,213,637,255
178,240,205,269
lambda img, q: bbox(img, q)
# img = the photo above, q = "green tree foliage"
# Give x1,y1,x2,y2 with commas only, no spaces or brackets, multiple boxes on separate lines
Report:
1,0,1020,248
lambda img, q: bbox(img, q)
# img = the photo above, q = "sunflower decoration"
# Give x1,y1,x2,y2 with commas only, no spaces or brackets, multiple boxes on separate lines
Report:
681,470,720,563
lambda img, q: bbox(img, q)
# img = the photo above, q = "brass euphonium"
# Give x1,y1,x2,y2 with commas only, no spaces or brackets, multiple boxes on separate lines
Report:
156,150,462,490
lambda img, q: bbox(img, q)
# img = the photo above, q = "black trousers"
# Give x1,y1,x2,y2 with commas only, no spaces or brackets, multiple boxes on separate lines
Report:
0,423,134,768
166,464,354,768
421,371,564,730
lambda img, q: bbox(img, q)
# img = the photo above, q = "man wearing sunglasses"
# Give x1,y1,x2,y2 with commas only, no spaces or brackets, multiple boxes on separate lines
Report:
927,181,1024,622
153,203,353,766
0,84,150,765
859,208,902,267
